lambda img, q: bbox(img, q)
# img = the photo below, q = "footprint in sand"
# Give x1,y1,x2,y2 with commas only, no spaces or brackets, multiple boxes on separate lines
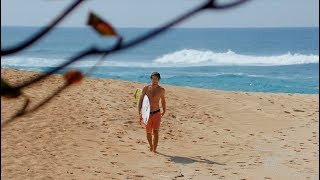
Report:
110,162,118,165
135,175,144,178
136,140,146,144
254,159,263,164
293,109,305,112
268,100,274,104
66,171,74,175
213,130,219,133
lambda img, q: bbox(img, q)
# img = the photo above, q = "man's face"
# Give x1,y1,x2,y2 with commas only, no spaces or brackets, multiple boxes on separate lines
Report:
151,76,159,85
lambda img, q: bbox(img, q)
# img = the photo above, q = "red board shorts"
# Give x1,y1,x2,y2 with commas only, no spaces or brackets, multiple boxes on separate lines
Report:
146,110,161,133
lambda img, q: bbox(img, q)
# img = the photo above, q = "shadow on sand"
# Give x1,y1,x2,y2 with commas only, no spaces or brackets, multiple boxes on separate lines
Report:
157,152,226,165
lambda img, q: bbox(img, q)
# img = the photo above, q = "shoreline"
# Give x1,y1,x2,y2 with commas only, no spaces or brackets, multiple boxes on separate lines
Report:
1,67,318,96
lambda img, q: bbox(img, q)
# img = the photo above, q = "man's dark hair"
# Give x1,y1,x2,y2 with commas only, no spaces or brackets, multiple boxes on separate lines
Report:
150,72,161,80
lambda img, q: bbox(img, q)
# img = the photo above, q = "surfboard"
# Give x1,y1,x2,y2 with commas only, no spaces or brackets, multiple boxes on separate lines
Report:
141,94,150,125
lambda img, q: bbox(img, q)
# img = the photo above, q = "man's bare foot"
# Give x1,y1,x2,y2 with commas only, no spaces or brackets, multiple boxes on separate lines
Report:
149,146,153,152
153,150,158,154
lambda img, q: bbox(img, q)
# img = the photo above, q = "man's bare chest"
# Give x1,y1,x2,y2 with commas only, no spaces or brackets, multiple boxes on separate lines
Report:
146,87,161,99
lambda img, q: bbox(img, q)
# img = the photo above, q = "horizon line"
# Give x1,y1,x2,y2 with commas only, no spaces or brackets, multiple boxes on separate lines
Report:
1,25,319,29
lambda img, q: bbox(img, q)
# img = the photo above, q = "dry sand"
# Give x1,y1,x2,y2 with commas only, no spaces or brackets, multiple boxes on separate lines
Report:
1,68,319,179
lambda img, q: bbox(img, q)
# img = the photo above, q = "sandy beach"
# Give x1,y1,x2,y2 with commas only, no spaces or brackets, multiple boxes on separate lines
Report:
1,68,319,179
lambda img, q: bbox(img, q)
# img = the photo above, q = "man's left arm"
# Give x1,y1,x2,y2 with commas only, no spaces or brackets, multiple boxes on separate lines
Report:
160,88,166,116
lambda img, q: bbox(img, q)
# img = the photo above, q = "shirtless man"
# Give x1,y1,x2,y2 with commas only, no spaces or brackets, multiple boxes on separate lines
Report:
138,72,166,153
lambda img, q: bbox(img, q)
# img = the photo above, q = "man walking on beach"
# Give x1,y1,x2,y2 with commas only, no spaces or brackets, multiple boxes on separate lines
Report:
138,72,166,153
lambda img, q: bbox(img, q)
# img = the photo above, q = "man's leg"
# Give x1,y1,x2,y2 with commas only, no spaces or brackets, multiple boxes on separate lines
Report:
146,118,153,152
152,113,161,153
153,130,159,153
147,133,153,151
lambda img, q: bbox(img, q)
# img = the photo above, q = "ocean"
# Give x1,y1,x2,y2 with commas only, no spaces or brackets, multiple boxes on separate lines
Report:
1,26,319,94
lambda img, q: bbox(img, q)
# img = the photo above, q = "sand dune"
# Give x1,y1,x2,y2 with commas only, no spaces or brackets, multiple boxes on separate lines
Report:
1,68,319,179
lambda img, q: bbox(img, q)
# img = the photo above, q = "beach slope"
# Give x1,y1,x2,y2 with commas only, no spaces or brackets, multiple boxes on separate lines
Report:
1,68,319,179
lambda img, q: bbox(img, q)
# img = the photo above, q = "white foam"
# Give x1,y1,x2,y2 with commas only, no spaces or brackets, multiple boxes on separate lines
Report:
0,57,148,68
154,49,319,66
1,57,66,67
1,49,319,68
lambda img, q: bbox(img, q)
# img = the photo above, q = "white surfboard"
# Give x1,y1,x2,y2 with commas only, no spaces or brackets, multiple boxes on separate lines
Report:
141,94,150,125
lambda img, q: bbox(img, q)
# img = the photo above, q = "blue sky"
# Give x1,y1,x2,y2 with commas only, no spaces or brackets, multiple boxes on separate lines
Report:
1,0,319,28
